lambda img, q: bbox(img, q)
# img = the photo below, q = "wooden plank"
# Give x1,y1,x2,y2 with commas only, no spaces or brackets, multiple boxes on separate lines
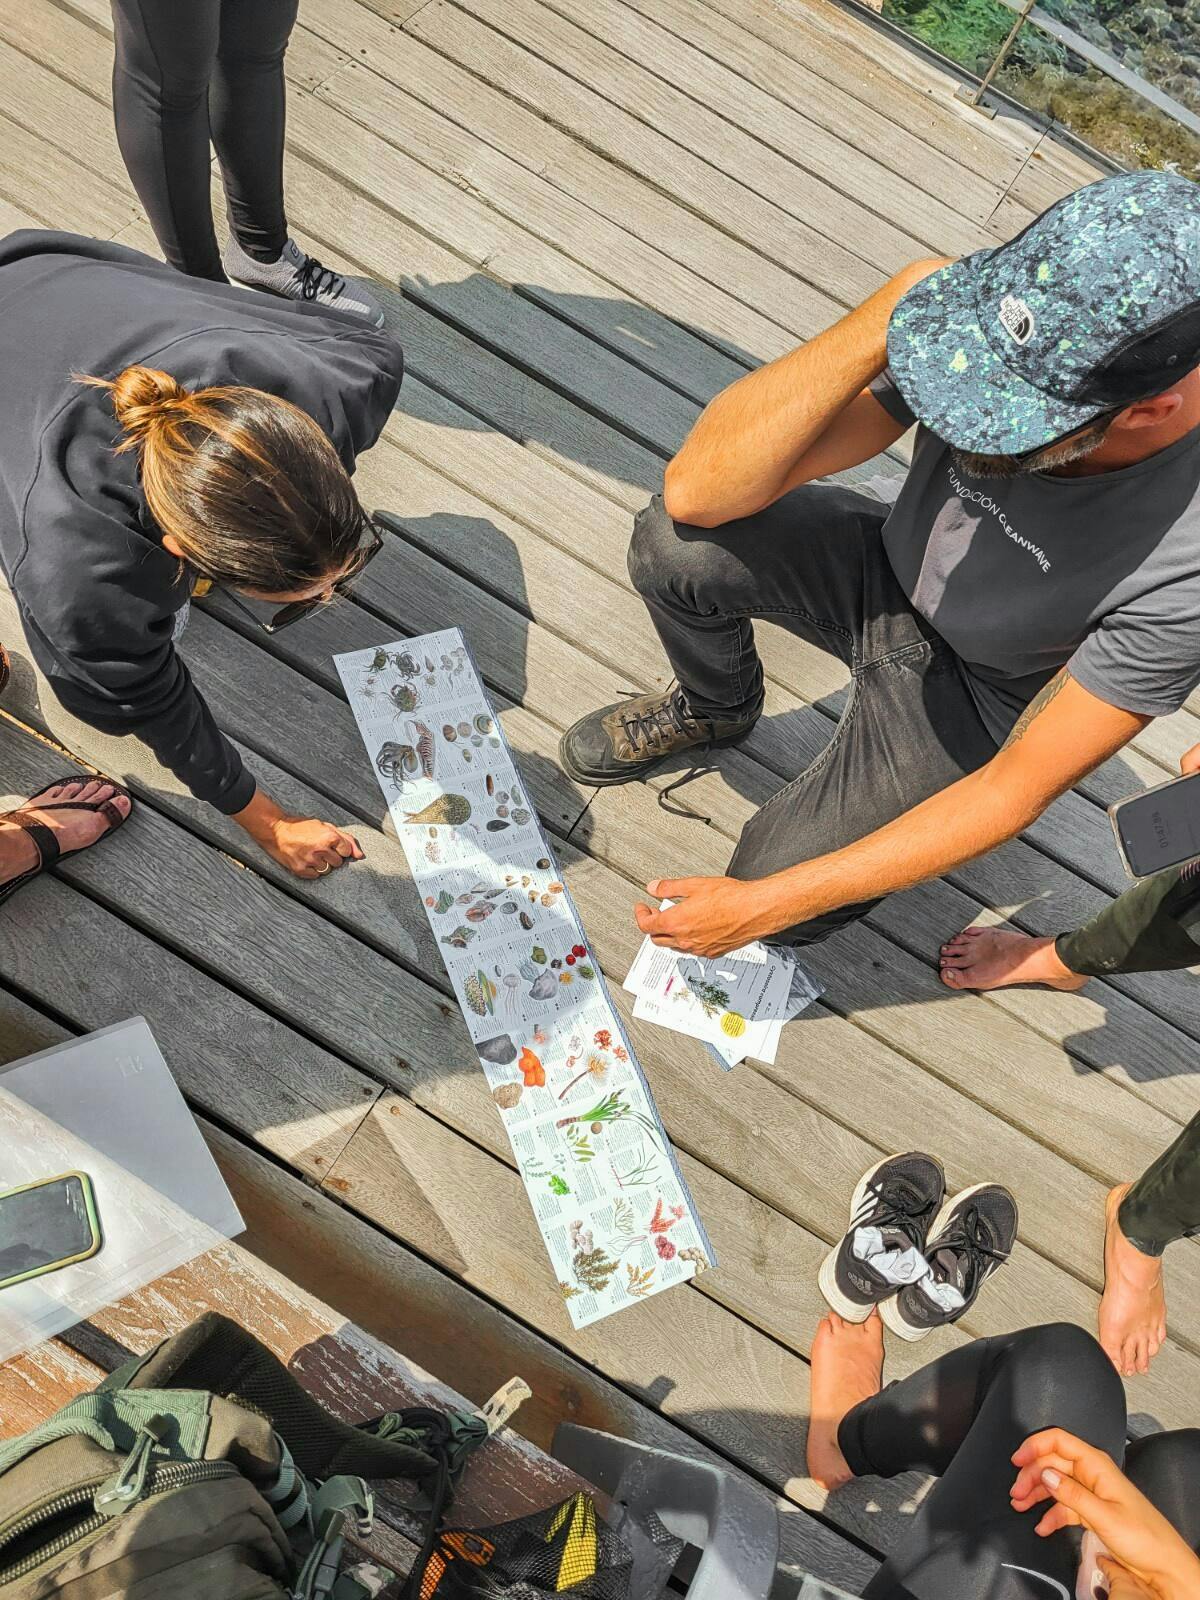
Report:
405,0,891,305
0,109,137,236
614,0,1009,229
209,1120,881,1589
312,55,798,364
699,0,1036,180
1002,131,1103,219
537,0,993,257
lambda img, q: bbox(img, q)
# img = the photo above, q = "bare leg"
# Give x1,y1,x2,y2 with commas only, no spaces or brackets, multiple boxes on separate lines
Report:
806,1309,884,1490
0,780,132,885
939,925,1088,992
1099,1183,1168,1378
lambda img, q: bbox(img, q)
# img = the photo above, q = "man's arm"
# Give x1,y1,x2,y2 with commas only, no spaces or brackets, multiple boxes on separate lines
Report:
637,670,1149,957
662,258,947,529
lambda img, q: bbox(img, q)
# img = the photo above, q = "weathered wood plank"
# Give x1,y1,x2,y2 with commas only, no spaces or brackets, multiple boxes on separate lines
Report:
616,0,1010,228
700,0,1037,180
405,0,891,305
537,0,992,257
0,108,137,236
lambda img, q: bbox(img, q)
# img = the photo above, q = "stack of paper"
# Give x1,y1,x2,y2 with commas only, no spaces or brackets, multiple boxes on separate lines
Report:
624,904,823,1069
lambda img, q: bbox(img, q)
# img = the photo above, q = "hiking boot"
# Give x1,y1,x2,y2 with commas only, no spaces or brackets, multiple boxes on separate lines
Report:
557,685,760,787
881,1183,1018,1341
222,235,386,326
819,1153,945,1322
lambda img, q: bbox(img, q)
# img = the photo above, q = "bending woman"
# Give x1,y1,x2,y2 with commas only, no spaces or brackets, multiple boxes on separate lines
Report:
807,1313,1200,1598
0,230,402,878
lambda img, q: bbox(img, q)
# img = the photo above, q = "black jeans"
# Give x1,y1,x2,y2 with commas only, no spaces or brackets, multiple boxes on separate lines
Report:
839,1322,1200,1599
628,488,998,944
110,0,299,280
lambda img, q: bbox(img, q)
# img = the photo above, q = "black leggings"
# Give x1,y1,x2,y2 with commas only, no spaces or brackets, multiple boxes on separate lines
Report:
110,0,299,280
838,1322,1200,1598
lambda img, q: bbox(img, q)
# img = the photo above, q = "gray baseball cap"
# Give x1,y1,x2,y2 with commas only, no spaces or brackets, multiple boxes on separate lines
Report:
887,169,1200,453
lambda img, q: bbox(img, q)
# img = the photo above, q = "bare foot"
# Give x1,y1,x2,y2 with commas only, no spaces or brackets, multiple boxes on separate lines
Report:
806,1310,884,1490
1099,1183,1167,1377
0,780,131,883
939,926,1088,993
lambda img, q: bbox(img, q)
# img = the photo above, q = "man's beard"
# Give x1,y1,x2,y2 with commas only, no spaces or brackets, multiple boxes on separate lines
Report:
951,419,1112,480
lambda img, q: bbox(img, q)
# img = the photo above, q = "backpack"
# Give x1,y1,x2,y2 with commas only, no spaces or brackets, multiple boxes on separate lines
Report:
0,1313,491,1600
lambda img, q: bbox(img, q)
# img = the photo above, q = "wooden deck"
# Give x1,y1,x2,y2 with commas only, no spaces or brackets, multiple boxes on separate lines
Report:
2,0,1199,1589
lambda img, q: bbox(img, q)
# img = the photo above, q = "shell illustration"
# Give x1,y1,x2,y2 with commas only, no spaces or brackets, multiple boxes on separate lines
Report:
519,912,534,931
536,858,551,871
443,724,457,742
389,683,419,713
518,959,538,982
492,1082,523,1110
456,721,470,737
432,889,454,915
486,820,509,832
442,925,475,950
466,903,494,924
512,809,530,825
402,794,472,826
529,973,557,1001
486,775,495,796
477,1034,517,1065
464,971,497,1016
473,713,494,735
406,720,436,779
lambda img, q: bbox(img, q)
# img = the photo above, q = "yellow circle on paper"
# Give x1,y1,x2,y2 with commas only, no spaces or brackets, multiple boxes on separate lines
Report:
720,1012,746,1038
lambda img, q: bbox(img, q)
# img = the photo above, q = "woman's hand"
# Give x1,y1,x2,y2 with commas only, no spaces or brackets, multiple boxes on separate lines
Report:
233,790,363,879
1011,1430,1200,1600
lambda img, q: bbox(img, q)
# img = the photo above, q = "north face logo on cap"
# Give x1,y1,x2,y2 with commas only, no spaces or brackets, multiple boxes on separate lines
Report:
998,295,1036,346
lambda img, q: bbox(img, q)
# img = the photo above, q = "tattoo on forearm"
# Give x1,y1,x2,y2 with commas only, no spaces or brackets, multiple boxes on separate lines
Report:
1001,668,1068,751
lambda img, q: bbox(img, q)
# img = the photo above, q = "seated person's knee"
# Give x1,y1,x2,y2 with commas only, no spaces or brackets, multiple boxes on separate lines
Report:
1014,1321,1119,1398
627,495,681,598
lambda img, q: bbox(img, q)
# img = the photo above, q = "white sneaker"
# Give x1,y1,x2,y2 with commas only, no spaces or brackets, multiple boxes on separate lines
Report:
222,235,385,326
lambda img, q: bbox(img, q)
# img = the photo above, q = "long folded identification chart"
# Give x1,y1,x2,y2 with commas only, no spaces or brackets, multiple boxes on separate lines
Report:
336,628,715,1327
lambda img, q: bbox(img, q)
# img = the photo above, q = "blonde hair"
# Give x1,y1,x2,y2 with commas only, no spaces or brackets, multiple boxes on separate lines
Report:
79,364,370,592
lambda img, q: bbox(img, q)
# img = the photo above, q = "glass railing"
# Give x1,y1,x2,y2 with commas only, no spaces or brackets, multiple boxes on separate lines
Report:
872,0,1200,178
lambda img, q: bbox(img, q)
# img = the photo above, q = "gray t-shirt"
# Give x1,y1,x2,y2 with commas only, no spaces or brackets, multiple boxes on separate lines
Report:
871,370,1200,741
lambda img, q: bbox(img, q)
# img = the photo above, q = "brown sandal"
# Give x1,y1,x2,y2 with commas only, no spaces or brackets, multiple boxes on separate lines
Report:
0,778,132,907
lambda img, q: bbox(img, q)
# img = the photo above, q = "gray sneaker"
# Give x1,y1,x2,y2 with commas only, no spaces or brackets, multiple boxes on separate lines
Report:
558,685,760,786
222,235,386,326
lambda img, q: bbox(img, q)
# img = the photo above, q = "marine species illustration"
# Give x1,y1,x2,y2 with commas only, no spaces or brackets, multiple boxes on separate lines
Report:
477,1034,517,1065
376,741,418,788
473,713,493,735
442,724,457,742
512,809,530,826
429,889,454,915
393,650,419,679
486,820,509,832
389,683,419,713
406,720,435,779
464,971,497,1017
465,902,494,923
720,1012,747,1038
502,973,521,1015
528,972,558,1001
519,1047,546,1088
442,925,475,950
402,793,471,826
492,1082,523,1111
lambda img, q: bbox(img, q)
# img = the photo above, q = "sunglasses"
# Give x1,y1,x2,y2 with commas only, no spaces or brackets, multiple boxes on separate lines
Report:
217,518,384,633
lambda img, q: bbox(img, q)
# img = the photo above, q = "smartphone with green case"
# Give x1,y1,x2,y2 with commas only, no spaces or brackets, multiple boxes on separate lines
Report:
0,1171,103,1290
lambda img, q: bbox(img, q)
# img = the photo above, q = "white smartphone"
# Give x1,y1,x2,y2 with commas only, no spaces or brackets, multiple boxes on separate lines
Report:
1108,771,1200,878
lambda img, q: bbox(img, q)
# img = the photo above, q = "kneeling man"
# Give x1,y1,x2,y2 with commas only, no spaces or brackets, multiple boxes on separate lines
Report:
560,171,1200,958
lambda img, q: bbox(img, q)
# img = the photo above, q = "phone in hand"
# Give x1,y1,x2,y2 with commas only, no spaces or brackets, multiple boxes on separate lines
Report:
1109,771,1200,878
0,1172,102,1291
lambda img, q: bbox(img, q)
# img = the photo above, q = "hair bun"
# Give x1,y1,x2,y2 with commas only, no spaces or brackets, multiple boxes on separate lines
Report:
107,364,192,444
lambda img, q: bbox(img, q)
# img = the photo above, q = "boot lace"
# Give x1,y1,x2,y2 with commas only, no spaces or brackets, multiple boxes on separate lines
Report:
856,1177,936,1251
620,689,698,755
296,253,345,302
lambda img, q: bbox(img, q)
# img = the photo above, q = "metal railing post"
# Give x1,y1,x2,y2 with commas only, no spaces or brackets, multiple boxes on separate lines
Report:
955,0,1038,116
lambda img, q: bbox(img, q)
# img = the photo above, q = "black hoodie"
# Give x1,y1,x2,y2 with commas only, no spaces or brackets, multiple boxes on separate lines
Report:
0,231,403,812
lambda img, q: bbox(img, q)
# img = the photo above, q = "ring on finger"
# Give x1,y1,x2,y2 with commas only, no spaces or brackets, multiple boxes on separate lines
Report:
317,862,332,875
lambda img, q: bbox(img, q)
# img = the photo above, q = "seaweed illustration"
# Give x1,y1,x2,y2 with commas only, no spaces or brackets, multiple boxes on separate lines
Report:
557,1093,667,1151
625,1263,656,1299
679,1246,709,1275
572,1247,619,1294
677,977,730,1019
564,1126,594,1164
611,1150,660,1189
